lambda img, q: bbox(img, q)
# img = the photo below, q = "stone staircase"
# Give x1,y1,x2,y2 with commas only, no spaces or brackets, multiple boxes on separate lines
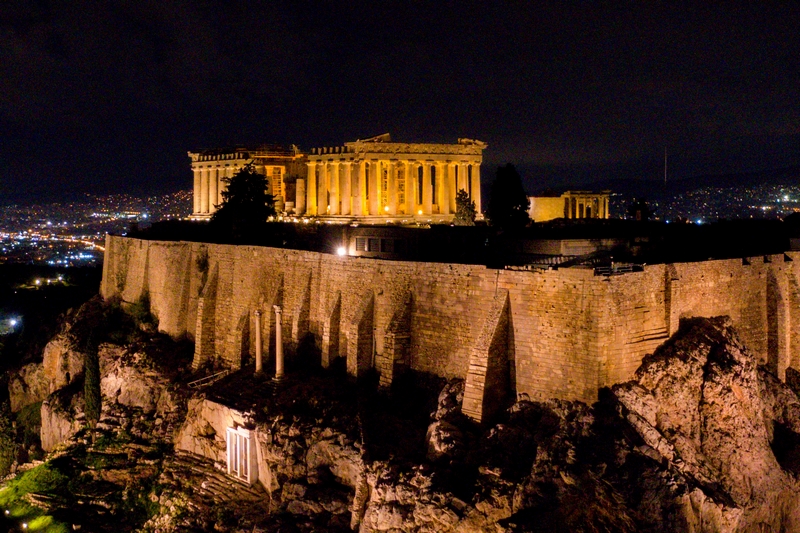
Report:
161,450,268,510
626,326,670,345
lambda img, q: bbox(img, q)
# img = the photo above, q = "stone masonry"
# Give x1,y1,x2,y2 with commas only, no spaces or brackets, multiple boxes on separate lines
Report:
102,236,800,423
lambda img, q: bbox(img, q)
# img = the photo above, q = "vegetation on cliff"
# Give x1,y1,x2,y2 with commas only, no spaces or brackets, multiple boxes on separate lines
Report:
7,278,800,532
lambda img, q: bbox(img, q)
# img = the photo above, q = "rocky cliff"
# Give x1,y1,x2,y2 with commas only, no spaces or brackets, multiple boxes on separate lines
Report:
5,312,800,532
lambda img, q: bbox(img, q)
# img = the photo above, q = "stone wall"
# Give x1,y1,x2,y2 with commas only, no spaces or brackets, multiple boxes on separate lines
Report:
102,236,800,409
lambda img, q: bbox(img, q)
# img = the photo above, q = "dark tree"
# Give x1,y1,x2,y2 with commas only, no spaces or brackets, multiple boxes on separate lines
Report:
0,401,16,476
71,298,105,433
627,198,652,221
211,163,276,237
453,189,477,226
487,164,530,230
83,338,101,432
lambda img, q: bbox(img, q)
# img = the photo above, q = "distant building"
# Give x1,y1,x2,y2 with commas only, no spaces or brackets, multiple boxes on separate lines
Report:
528,190,611,222
188,145,305,219
189,134,488,223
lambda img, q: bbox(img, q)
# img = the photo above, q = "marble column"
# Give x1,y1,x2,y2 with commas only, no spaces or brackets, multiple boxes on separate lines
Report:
319,162,329,215
329,162,340,215
306,161,317,216
342,162,352,215
422,162,433,215
254,310,263,374
218,167,225,206
438,162,450,215
471,163,482,214
404,162,414,215
193,169,201,214
354,161,365,216
388,160,397,215
458,162,468,193
448,163,457,212
209,167,218,212
274,306,284,380
369,160,380,215
200,168,209,214
296,178,306,215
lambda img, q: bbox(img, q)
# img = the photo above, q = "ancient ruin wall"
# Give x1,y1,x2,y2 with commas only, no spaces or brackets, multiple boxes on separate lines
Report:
102,236,800,403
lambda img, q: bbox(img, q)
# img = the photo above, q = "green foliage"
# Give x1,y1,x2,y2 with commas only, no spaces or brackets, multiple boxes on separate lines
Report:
83,344,101,430
129,291,158,329
487,164,530,231
92,429,133,451
67,299,105,431
453,189,477,226
0,401,17,477
16,401,42,453
211,163,276,237
0,462,70,533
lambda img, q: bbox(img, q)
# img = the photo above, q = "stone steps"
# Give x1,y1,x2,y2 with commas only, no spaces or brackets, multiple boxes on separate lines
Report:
163,451,267,507
627,327,670,344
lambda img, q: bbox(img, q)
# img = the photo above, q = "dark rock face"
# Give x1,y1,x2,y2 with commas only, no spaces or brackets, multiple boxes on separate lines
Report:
11,315,800,532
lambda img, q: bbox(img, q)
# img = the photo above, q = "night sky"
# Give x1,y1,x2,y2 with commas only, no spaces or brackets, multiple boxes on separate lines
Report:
1,1,799,202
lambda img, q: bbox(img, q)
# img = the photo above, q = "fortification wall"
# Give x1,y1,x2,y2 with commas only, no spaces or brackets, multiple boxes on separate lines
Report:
101,236,800,407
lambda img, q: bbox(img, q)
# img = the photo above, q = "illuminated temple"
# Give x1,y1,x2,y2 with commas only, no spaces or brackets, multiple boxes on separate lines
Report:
189,134,487,223
188,145,305,219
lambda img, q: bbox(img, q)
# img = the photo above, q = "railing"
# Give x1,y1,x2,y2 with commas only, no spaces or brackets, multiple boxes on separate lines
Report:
593,263,643,276
187,370,230,389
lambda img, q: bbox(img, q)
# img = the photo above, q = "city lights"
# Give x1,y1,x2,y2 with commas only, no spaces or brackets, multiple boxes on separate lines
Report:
0,191,191,265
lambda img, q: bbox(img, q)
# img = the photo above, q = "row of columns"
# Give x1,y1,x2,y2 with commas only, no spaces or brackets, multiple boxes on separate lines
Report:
297,159,481,217
193,165,242,215
254,306,284,380
565,195,609,219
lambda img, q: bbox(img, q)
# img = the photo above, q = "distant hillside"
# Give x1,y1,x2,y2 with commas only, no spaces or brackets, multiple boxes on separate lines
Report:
579,166,800,199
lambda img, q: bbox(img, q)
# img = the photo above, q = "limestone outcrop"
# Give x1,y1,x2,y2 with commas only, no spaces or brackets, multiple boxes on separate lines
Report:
42,333,83,393
7,324,83,414
8,362,48,413
15,313,800,532
613,316,800,532
40,386,84,452
40,343,187,452
358,317,800,532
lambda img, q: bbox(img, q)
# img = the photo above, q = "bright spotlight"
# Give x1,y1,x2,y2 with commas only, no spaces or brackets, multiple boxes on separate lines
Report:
336,246,346,256
384,206,389,212
9,319,17,327
417,210,423,215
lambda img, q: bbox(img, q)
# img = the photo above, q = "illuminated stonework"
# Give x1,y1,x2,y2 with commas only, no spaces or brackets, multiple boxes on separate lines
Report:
188,145,305,219
528,190,611,222
298,134,487,222
190,135,487,223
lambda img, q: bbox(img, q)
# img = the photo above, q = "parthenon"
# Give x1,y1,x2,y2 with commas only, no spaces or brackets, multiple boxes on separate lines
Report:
189,134,487,223
188,145,305,219
297,134,486,221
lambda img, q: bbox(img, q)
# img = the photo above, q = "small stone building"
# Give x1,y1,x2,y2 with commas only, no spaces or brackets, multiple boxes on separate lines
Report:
528,190,611,222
